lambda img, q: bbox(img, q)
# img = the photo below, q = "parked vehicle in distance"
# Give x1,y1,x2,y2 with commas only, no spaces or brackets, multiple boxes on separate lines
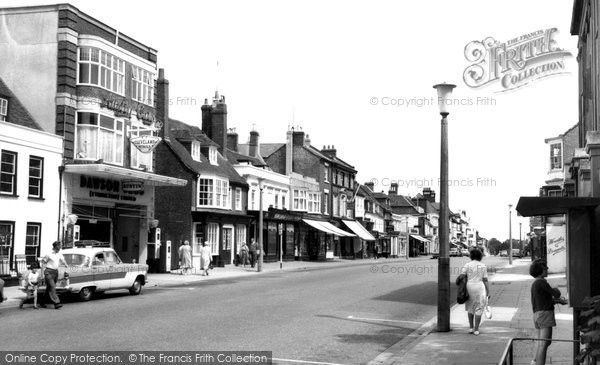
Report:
21,241,148,301
512,249,522,258
499,250,508,257
450,247,460,257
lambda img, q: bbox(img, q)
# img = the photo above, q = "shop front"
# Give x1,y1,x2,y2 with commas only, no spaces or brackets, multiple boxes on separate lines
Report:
61,164,186,265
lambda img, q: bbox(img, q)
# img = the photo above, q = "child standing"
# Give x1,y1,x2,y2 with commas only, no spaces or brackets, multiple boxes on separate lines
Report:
20,261,41,309
530,259,567,365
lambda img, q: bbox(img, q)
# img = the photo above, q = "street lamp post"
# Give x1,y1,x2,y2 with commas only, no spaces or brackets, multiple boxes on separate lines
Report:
433,82,456,332
258,179,264,272
508,204,513,265
519,222,522,253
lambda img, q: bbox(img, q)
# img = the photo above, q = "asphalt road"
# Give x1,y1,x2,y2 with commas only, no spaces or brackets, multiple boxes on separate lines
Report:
0,256,505,364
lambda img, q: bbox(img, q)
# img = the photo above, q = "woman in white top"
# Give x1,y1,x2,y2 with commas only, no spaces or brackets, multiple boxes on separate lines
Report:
41,241,68,309
460,248,490,335
199,241,213,276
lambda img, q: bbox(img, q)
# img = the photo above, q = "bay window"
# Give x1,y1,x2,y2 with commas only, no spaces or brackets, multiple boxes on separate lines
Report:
131,66,154,106
76,112,124,164
78,47,125,94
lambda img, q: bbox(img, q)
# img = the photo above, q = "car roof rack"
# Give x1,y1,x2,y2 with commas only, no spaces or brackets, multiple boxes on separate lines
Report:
73,240,111,248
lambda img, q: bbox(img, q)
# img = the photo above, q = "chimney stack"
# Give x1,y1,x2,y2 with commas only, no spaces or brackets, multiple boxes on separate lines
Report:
286,129,293,175
321,145,337,158
156,68,170,141
423,187,436,203
249,130,260,157
389,182,398,195
364,181,375,192
227,128,238,152
201,91,228,156
292,130,305,146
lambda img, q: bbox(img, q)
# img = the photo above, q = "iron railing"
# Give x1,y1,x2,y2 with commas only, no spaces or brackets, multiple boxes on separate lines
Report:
498,337,587,365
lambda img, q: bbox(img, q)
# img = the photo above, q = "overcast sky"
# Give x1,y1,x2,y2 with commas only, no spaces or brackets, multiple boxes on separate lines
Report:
1,0,578,240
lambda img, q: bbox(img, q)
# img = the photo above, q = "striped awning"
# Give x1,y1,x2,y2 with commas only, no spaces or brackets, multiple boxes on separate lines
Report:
302,219,355,237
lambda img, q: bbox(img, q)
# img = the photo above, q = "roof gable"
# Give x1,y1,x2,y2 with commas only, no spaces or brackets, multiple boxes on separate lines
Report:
0,77,42,131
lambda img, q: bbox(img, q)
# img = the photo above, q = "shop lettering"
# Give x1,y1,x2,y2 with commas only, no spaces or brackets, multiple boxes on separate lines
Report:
89,191,137,202
80,176,120,193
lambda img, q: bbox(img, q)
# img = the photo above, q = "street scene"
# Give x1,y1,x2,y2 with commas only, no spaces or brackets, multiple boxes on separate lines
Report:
0,1,599,364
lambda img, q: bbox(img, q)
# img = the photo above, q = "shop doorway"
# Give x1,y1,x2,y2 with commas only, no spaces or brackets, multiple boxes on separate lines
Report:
78,219,111,243
115,215,140,263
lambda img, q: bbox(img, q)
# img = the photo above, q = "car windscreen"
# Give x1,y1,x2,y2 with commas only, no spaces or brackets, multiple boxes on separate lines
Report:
63,253,89,266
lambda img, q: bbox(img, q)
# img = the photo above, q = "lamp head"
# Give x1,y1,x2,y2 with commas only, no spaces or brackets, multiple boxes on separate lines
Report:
433,82,456,115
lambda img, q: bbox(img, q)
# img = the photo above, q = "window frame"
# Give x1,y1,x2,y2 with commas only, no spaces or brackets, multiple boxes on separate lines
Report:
550,142,562,170
235,188,242,210
0,221,15,271
191,141,201,161
78,47,125,95
207,223,219,255
197,177,230,209
131,65,155,106
28,156,44,199
0,97,7,121
75,111,124,165
0,150,17,196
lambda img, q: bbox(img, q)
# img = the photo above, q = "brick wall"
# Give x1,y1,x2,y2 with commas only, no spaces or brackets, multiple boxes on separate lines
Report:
265,147,286,174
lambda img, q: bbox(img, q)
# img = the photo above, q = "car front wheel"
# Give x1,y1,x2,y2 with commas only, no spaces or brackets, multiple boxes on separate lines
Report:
79,287,94,301
129,278,142,295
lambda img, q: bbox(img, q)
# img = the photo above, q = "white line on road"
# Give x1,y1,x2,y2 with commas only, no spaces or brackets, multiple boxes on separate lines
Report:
272,358,349,365
347,315,424,325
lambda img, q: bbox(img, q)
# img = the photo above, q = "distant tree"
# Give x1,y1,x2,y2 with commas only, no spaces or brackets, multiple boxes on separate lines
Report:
487,238,501,255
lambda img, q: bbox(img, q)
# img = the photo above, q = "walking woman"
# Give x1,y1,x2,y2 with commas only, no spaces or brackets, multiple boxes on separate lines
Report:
460,248,490,335
178,240,193,275
200,241,213,276
41,241,68,309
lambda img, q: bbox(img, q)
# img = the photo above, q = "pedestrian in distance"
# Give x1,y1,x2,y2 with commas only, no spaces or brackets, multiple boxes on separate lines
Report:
373,244,379,259
459,247,490,335
20,261,41,309
199,241,213,276
40,241,68,309
178,240,193,275
248,238,258,268
0,277,5,304
240,242,249,268
529,259,567,365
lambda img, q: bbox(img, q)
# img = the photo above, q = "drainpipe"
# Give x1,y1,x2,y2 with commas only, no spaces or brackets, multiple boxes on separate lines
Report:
57,165,65,242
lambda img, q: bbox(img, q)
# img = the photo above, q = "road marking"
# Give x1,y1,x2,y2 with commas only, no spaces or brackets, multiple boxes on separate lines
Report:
273,358,349,365
347,315,424,325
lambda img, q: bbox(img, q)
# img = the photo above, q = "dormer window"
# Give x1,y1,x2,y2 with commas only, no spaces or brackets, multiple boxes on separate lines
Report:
0,98,7,121
550,142,562,170
191,141,201,162
209,146,218,165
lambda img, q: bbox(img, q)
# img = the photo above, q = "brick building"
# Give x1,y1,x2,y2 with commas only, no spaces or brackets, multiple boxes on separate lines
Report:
0,4,186,266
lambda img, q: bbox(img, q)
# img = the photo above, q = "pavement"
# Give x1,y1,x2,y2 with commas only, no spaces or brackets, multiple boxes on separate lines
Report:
368,258,574,365
0,256,575,365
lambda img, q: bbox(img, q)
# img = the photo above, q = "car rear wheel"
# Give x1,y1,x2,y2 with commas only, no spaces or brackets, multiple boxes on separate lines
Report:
79,287,94,301
129,278,142,295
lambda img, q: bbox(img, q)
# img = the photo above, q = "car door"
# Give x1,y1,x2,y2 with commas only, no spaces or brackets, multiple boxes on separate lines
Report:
92,253,111,291
104,251,126,289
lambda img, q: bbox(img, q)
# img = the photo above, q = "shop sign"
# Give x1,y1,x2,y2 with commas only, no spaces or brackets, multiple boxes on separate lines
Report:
78,175,144,202
100,94,156,124
130,135,162,153
122,180,144,193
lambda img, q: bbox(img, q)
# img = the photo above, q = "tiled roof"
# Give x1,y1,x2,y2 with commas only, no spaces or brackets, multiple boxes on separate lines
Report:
226,148,267,167
0,77,41,130
165,118,247,186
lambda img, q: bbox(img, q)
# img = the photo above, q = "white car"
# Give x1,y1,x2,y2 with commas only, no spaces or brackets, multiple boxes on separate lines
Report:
23,242,148,301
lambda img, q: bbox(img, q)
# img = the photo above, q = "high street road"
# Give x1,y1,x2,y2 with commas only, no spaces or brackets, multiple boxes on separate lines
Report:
0,256,504,364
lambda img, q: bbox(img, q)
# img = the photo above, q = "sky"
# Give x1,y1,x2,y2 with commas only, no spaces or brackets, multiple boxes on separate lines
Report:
1,0,579,240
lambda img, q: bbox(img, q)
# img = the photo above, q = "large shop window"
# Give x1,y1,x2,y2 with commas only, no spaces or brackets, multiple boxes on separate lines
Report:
25,223,41,265
78,47,125,94
0,98,7,121
197,177,230,209
76,112,124,164
129,123,154,171
0,221,14,273
1,150,17,195
207,223,219,255
28,156,43,198
131,66,154,106
293,190,307,211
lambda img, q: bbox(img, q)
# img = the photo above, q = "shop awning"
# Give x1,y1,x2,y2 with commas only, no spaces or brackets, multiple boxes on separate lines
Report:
302,219,355,237
64,163,187,187
516,196,600,216
410,234,430,243
342,220,376,241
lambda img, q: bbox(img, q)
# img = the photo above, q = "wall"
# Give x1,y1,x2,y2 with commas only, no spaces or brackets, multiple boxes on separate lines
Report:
0,121,63,259
0,8,58,133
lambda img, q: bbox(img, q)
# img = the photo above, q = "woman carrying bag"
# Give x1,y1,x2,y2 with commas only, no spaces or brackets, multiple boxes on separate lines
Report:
459,248,490,335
